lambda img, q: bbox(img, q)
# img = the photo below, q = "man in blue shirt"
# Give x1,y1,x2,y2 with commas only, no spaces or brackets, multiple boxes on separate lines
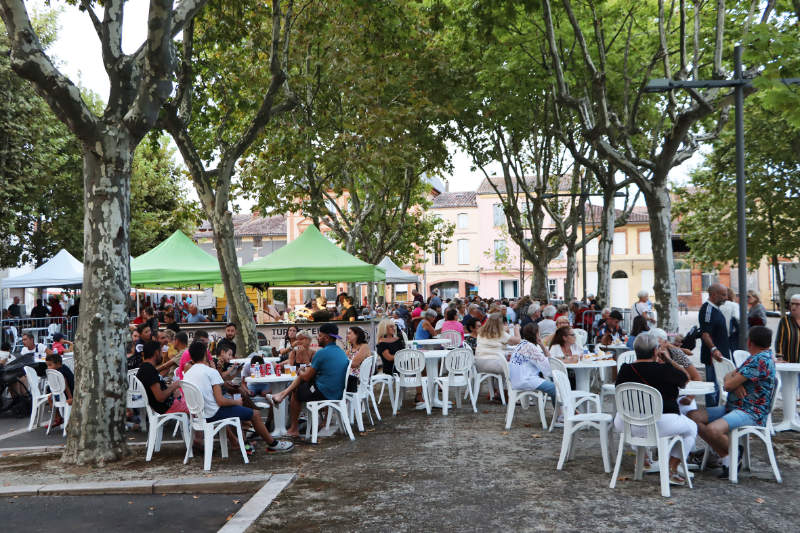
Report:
272,323,349,437
694,326,776,478
428,289,442,310
699,283,731,406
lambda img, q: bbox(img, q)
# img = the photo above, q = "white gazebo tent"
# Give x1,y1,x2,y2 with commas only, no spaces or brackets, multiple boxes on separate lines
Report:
0,249,83,289
377,257,419,304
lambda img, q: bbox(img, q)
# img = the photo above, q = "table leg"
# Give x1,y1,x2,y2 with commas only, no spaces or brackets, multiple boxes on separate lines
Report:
574,369,591,392
419,358,444,409
774,371,800,432
269,382,289,437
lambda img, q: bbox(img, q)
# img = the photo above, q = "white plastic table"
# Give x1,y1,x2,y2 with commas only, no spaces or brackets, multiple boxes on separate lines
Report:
679,381,715,396
410,338,452,349
599,344,631,357
416,349,451,409
563,359,616,391
774,362,800,432
232,356,279,365
245,374,295,437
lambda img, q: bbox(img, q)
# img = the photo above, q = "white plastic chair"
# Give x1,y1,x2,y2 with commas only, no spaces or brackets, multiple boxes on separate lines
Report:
61,356,74,373
547,357,599,432
600,350,636,414
732,350,750,368
502,356,548,429
304,360,356,444
574,329,588,348
345,355,382,431
434,348,476,416
134,376,191,462
552,369,611,473
400,328,410,346
45,369,71,437
610,382,693,497
23,366,51,431
371,348,397,412
44,322,61,344
126,369,148,432
472,359,506,406
701,373,782,483
712,357,736,406
437,330,461,349
180,380,248,470
393,349,431,415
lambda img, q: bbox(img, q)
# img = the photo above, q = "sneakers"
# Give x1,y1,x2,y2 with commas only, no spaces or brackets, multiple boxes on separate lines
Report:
718,446,744,479
266,439,294,454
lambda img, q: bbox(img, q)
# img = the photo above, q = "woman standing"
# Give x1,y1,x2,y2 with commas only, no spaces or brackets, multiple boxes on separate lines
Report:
345,326,371,392
747,290,767,327
376,319,405,376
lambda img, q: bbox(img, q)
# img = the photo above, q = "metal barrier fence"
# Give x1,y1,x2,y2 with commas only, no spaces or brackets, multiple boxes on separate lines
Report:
1,316,79,353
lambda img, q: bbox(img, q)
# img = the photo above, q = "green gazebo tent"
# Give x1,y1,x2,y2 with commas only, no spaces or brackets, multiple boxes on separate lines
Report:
131,230,222,287
240,225,385,286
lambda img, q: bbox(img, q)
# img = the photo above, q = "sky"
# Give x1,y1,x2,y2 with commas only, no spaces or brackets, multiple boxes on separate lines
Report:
37,1,701,204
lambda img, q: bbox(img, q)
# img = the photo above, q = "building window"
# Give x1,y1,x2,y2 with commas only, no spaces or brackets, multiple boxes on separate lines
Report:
676,270,692,295
457,239,470,265
493,203,505,227
638,231,652,254
493,239,506,261
585,238,598,256
548,279,558,299
433,245,443,265
730,267,760,292
701,272,718,292
253,236,262,249
499,280,518,298
613,232,626,255
457,213,469,229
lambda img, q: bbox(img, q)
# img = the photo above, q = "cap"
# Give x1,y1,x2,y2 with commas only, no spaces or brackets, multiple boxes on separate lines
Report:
318,323,341,339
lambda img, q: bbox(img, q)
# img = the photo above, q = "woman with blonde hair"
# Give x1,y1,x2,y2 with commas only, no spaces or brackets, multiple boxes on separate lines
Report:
475,313,521,400
746,290,767,327
376,318,405,376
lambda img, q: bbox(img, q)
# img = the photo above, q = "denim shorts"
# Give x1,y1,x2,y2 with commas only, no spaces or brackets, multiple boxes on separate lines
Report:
706,406,757,430
208,405,253,422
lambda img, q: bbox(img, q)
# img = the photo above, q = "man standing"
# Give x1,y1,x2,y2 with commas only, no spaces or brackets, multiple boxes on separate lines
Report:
412,288,424,305
699,283,732,406
272,324,349,438
186,304,208,323
775,294,800,363
429,289,442,310
30,299,49,319
694,326,776,478
631,290,656,325
216,322,237,357
7,297,22,318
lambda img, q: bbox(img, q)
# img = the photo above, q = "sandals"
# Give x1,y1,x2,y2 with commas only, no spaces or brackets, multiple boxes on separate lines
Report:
668,471,686,485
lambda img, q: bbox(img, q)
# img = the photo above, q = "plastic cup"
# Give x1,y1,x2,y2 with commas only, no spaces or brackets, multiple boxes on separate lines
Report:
290,365,297,376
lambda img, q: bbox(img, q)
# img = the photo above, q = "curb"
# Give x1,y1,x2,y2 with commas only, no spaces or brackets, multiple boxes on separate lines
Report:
0,474,275,497
218,473,296,533
0,439,184,455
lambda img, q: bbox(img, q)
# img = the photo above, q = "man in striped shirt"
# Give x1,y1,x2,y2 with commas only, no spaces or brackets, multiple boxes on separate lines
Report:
775,294,800,364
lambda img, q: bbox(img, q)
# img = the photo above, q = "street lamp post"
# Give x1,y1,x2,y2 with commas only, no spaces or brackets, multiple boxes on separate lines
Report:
645,44,800,348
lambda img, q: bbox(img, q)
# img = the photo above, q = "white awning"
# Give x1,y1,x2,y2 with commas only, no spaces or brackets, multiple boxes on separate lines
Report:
377,257,419,284
0,249,83,289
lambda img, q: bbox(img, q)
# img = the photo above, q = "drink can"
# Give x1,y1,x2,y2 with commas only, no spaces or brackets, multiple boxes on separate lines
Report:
275,363,281,376
264,362,271,375
260,363,266,377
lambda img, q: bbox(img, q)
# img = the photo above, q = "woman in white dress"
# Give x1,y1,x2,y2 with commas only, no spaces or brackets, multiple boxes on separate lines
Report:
475,313,521,399
548,326,581,360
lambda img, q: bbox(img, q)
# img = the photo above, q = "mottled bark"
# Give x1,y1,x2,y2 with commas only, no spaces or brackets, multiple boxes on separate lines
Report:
595,193,616,308
564,246,577,302
210,211,259,355
645,186,679,332
62,134,132,465
530,260,550,302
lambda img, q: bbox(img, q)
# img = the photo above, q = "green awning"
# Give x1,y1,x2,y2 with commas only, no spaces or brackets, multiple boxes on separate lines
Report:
240,225,385,286
131,230,222,287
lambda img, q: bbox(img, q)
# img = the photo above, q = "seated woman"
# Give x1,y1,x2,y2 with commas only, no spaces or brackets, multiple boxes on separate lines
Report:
626,315,650,349
475,313,521,400
462,316,479,353
615,332,696,485
649,328,702,417
543,316,570,346
508,323,556,405
286,330,315,368
276,325,299,362
415,309,437,340
548,326,581,361
376,319,405,376
439,308,464,342
345,326,371,392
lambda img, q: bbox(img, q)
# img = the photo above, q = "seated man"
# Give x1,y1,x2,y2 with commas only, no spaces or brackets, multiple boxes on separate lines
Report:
136,340,188,415
694,326,777,478
272,324,349,438
597,310,627,345
183,341,293,454
20,333,47,359
45,352,74,428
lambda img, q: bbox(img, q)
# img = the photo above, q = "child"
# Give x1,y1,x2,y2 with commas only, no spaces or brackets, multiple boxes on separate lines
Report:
45,353,74,428
47,333,73,356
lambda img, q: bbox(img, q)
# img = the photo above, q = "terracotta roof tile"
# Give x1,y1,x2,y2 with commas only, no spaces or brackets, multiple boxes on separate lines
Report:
194,213,287,238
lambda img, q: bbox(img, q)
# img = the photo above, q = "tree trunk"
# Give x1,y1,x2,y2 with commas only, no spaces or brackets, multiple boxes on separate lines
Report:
62,134,133,465
644,186,679,332
530,260,549,302
596,193,616,308
564,241,577,302
210,211,259,355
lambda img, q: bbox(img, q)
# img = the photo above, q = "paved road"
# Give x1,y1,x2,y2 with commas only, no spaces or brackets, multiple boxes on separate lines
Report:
0,493,247,533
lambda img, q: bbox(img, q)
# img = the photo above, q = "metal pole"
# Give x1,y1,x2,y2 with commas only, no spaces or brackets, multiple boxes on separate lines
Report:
734,45,748,349
581,193,587,300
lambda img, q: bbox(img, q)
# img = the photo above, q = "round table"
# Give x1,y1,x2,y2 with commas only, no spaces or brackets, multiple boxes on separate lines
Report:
599,344,631,358
415,349,451,409
679,381,715,396
774,362,800,432
563,359,617,391
410,338,452,349
245,374,295,437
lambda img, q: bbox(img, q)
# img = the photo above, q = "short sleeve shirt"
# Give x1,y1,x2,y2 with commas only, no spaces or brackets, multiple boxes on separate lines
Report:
699,301,730,364
726,350,775,426
616,362,687,414
183,363,224,419
311,344,349,400
137,362,173,414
